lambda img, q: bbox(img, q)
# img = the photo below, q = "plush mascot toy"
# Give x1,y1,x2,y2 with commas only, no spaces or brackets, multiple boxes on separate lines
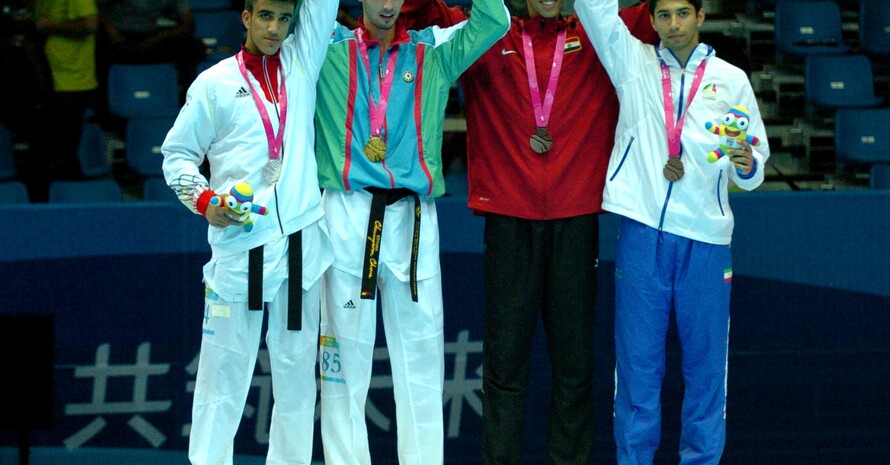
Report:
209,181,268,232
705,105,761,163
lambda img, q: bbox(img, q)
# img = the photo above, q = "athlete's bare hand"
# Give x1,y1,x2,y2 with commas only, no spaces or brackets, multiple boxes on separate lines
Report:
730,140,754,176
206,204,242,228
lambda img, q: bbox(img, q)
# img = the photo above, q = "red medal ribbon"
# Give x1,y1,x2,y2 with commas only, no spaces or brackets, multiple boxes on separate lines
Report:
522,27,566,129
658,46,706,158
356,29,399,141
236,51,288,167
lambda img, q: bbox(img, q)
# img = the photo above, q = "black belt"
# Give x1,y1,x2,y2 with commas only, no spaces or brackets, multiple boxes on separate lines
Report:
361,187,421,302
248,231,303,331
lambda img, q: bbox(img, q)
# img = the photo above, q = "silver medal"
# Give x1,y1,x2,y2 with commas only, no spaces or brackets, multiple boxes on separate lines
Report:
264,158,281,183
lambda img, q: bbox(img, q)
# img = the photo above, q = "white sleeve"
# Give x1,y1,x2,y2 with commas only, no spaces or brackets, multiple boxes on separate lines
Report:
161,77,216,213
730,81,770,190
288,0,340,79
574,0,646,86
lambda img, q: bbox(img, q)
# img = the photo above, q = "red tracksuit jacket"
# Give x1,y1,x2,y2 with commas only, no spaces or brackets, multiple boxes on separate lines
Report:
401,1,657,219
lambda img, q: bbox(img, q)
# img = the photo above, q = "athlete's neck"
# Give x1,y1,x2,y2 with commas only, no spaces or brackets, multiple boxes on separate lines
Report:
365,23,395,50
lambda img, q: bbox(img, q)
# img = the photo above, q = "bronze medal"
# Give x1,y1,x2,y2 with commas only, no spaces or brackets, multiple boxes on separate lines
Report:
529,127,553,154
663,156,685,182
364,136,387,163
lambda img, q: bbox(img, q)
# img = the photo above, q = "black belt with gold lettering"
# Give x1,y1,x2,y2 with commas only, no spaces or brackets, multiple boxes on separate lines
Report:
361,187,421,302
248,231,303,330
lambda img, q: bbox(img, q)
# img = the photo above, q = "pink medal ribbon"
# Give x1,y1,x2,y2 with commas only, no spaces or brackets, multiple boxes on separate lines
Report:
236,51,288,183
658,47,706,158
522,27,566,154
356,29,399,162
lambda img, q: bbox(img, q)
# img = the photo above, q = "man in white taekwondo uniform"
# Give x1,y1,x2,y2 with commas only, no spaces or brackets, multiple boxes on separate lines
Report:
160,0,336,464
312,0,509,462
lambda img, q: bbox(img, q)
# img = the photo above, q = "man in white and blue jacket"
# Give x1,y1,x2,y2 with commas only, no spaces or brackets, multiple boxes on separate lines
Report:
574,0,770,464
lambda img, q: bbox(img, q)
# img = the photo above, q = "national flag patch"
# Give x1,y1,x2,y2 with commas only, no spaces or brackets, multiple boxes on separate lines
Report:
703,82,718,99
564,36,582,53
723,268,733,282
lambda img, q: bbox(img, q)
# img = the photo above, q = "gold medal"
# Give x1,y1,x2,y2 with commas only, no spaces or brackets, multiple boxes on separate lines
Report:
530,127,553,154
364,136,387,163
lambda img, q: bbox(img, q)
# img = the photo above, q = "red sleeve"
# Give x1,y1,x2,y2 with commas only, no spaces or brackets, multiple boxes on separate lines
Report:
620,1,659,45
399,0,468,30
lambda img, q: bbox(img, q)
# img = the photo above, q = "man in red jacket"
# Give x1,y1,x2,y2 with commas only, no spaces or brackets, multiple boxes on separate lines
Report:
400,0,657,463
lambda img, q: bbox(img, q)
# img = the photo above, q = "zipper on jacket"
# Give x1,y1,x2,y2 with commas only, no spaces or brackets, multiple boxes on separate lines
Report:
658,60,688,232
273,185,284,235
609,136,635,182
716,169,725,216
658,182,674,231
263,56,279,108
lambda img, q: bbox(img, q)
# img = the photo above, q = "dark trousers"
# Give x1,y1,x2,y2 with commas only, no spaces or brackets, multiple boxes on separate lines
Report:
481,213,600,465
49,90,94,180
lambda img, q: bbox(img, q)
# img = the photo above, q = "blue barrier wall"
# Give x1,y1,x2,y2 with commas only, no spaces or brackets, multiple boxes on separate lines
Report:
1,191,889,464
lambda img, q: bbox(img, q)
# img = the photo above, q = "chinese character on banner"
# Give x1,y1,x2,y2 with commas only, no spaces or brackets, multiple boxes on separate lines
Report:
444,330,483,438
63,342,172,449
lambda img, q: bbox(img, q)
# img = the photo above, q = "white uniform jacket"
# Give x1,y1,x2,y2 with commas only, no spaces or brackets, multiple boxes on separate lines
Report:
161,0,337,299
576,0,770,245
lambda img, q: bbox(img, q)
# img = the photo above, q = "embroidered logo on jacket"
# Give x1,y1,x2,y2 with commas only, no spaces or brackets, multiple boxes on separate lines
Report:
235,87,250,98
702,83,719,99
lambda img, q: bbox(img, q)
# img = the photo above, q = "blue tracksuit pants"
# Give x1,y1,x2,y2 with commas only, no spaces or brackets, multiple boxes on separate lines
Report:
613,218,731,465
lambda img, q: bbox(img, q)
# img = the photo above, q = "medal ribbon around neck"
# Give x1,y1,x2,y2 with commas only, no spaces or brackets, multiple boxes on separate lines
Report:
522,28,566,135
356,29,399,161
236,51,288,182
658,46,706,158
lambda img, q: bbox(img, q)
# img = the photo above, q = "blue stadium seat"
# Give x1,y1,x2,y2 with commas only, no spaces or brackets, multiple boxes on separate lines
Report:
126,117,175,177
445,0,472,7
870,164,890,189
0,124,15,180
107,64,180,119
804,54,883,113
196,59,216,79
859,0,890,56
189,0,232,11
834,108,890,167
78,122,111,178
193,11,244,63
142,176,179,203
775,1,850,59
48,178,123,203
0,181,29,204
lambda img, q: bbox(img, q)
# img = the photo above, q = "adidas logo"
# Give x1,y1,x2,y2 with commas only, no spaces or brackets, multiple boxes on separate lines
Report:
343,300,356,309
235,87,250,98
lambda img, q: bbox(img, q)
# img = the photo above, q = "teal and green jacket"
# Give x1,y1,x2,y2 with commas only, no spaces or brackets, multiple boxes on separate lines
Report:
315,0,509,198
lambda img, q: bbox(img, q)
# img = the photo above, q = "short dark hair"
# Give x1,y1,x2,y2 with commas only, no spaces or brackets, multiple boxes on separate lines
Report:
648,0,702,16
245,0,297,13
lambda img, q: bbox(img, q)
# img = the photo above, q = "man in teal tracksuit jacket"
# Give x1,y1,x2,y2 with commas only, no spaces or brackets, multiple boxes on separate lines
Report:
313,0,509,463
